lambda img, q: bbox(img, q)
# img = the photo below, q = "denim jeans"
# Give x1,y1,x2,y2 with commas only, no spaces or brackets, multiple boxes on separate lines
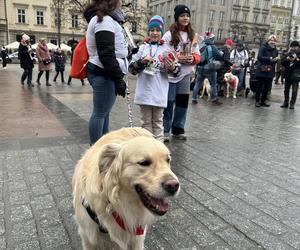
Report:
21,68,33,84
163,75,190,135
192,71,217,100
233,70,245,91
87,67,116,144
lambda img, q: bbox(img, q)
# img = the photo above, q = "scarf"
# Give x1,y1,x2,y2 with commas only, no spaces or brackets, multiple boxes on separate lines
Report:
109,8,125,23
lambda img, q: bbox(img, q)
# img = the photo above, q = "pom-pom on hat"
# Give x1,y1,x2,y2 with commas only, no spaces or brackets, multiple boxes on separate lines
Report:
174,4,190,21
204,31,215,40
148,15,164,34
22,34,30,41
225,39,233,47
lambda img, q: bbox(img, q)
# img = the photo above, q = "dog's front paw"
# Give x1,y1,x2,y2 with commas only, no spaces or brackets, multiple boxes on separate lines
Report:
233,95,237,98
226,95,229,98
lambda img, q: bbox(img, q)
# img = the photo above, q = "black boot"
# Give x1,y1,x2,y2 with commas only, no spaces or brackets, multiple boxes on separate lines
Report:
280,102,288,108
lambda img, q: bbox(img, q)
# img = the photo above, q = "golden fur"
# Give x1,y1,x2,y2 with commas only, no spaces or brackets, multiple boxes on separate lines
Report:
72,127,179,250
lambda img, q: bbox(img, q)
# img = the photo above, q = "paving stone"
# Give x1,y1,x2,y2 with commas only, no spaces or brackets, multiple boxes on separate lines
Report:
7,171,24,182
216,227,261,249
31,183,51,196
45,167,64,177
10,220,37,243
28,173,47,185
197,210,228,231
13,240,40,250
0,219,4,235
47,175,68,187
8,180,27,193
36,209,62,228
57,196,73,213
0,203,3,216
9,191,30,205
0,237,6,249
41,224,70,249
223,213,261,234
31,195,56,210
251,215,289,235
280,231,300,249
10,205,33,223
52,184,72,198
203,198,233,216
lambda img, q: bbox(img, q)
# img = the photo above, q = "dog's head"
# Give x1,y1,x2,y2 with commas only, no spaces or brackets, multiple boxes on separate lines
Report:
224,72,234,82
98,136,180,217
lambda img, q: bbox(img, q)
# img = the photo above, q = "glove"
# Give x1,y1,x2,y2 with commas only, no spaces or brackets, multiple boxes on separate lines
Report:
115,79,127,98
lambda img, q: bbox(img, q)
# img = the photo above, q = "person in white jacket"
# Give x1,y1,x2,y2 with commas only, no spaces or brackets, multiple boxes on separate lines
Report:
129,16,179,142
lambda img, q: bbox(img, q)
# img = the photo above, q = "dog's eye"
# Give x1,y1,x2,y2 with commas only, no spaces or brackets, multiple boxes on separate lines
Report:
138,159,152,167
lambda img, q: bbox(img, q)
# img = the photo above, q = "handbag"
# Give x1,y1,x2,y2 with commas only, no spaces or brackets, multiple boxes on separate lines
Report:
43,59,51,65
260,65,272,72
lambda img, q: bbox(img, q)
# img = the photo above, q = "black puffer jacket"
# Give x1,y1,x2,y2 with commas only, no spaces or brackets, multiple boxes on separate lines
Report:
18,43,34,69
281,50,300,80
255,42,278,79
53,52,65,71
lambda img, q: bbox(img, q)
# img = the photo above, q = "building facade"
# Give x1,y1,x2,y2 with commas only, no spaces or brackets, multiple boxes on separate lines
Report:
269,0,293,49
291,0,300,42
0,0,8,46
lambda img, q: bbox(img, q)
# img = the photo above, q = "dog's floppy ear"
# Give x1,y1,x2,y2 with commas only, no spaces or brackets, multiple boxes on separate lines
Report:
98,143,122,173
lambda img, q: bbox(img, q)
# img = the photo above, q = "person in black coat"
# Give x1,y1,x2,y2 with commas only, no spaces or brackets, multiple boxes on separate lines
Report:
53,48,66,83
280,41,300,109
18,34,34,87
254,35,279,107
1,46,8,69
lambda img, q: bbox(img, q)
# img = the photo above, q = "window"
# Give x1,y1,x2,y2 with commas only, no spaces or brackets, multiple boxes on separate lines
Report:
273,0,278,5
233,11,238,21
210,0,216,4
253,14,258,23
219,11,224,22
221,0,225,5
36,11,44,25
217,29,223,40
71,14,79,28
264,1,269,8
208,10,215,21
271,15,276,22
244,0,249,6
17,9,26,24
262,15,267,24
255,0,260,8
208,27,213,33
243,12,248,22
235,0,240,4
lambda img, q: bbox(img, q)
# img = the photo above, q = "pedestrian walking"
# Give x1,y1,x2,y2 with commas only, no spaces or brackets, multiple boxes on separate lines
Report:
129,16,179,142
53,48,65,83
280,41,300,110
1,46,8,69
36,38,52,86
254,35,279,107
18,34,34,87
274,49,285,85
83,0,128,144
191,31,223,105
67,42,85,86
230,43,249,94
163,4,200,141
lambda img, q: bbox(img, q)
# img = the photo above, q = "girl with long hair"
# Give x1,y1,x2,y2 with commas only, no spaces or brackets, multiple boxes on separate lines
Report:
163,4,200,142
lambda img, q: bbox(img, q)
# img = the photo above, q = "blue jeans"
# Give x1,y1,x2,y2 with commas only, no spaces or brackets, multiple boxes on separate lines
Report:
163,75,190,135
233,70,245,91
87,69,116,144
192,70,217,100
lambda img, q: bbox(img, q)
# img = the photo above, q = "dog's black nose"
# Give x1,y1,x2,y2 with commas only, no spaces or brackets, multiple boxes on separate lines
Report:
162,179,179,195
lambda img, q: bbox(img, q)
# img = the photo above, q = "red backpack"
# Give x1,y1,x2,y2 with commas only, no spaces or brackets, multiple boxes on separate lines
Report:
70,38,88,79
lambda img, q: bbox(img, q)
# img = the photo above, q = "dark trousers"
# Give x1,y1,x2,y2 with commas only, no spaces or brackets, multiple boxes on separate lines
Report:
283,78,299,105
37,70,50,83
21,68,33,84
67,76,84,85
2,59,7,68
274,71,284,84
256,77,273,103
53,70,65,82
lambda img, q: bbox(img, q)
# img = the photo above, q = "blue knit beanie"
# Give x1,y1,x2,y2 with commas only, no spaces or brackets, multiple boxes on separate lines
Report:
148,15,164,34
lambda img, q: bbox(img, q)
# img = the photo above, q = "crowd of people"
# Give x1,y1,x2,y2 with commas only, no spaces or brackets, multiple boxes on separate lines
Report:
1,0,299,145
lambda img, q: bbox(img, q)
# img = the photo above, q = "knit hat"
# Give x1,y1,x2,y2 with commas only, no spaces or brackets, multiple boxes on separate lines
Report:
22,34,30,41
204,31,215,40
290,40,300,47
148,15,164,34
225,39,233,47
174,5,190,21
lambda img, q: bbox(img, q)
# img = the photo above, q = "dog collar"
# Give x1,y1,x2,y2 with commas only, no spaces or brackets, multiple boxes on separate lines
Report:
112,211,145,235
82,200,144,236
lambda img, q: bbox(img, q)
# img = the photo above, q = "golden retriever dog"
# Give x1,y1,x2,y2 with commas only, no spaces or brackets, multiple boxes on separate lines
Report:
72,127,180,250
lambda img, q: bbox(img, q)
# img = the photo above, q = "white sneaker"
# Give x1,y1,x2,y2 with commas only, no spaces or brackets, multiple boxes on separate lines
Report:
3,67,7,70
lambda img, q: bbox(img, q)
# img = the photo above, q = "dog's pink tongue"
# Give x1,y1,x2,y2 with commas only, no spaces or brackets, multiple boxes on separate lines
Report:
154,198,169,212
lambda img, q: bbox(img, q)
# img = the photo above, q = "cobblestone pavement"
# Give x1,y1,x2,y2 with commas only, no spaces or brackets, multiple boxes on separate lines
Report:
0,64,300,250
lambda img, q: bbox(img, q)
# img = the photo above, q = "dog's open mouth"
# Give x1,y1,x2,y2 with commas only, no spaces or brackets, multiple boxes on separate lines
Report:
135,185,169,216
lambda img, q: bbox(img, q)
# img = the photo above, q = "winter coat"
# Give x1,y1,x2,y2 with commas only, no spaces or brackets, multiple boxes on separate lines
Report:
53,52,65,71
255,42,278,79
18,43,34,69
36,43,52,71
281,50,300,81
1,49,8,60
